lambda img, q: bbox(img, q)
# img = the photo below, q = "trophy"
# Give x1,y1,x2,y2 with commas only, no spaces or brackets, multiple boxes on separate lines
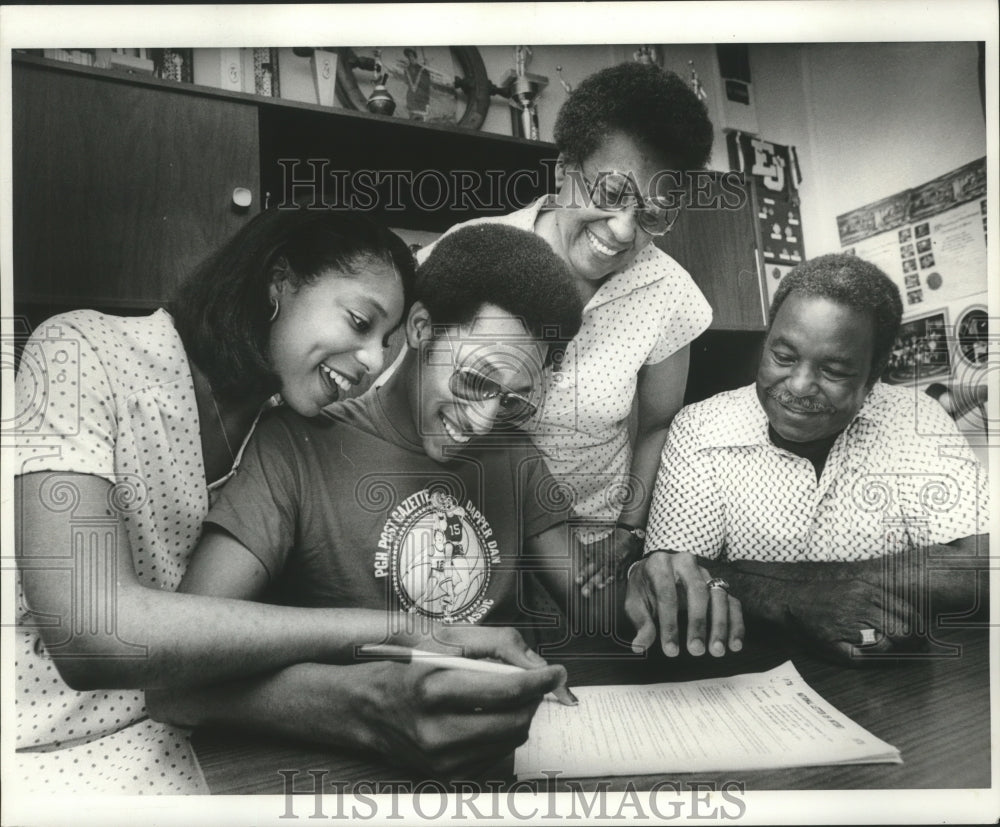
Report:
689,60,708,102
365,48,396,116
633,45,659,65
497,46,548,140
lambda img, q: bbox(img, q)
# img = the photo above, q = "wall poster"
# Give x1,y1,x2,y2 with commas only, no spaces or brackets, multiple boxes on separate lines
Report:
726,130,805,268
836,157,986,309
839,158,989,447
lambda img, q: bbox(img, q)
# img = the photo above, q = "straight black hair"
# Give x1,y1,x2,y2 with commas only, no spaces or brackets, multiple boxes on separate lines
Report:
172,208,415,400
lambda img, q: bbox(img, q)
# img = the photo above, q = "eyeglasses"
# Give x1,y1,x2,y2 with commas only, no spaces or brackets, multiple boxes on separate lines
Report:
449,366,538,426
579,169,680,236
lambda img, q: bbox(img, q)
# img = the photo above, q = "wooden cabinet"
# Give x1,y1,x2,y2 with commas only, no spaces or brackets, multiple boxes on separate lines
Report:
656,174,767,331
257,101,557,232
12,54,769,346
12,55,557,322
13,58,260,309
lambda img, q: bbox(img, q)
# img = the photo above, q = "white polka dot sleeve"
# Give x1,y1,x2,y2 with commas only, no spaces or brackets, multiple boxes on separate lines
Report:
15,317,119,481
646,265,713,365
645,409,726,558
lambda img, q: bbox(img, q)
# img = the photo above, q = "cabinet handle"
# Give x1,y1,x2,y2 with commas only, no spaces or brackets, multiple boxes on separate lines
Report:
232,187,253,208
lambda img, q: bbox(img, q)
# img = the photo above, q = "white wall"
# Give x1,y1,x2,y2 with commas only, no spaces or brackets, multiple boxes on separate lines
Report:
750,42,986,260
749,41,988,356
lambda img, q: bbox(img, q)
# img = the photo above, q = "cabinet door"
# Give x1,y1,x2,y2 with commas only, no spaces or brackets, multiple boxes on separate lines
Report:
656,175,766,331
13,63,260,308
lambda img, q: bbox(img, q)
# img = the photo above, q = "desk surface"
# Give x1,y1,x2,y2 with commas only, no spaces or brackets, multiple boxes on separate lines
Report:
192,624,991,794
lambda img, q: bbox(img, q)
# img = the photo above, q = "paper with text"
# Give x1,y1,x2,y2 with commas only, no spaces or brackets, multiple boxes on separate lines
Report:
514,661,901,779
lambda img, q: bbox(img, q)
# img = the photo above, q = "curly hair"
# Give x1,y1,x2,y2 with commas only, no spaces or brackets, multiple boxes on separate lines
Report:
416,224,583,363
172,208,415,401
768,253,903,380
554,62,714,169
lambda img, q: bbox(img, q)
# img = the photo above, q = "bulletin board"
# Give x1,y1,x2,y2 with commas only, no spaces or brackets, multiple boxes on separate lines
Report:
837,157,986,310
837,158,989,445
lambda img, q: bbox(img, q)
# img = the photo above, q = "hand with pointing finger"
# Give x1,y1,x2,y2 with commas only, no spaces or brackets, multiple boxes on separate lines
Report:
624,550,744,657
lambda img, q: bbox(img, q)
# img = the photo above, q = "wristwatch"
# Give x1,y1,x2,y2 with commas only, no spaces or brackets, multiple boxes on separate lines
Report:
614,522,646,581
615,522,647,543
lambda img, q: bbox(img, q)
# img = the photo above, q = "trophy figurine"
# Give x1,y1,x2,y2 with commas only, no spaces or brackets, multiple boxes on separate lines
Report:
633,45,659,65
498,46,548,140
688,60,708,102
366,48,396,116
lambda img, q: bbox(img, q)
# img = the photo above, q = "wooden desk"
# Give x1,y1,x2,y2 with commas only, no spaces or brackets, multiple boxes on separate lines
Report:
192,623,991,794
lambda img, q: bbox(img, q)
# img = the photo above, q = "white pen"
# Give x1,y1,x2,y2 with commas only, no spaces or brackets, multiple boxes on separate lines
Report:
358,643,528,674
357,643,576,704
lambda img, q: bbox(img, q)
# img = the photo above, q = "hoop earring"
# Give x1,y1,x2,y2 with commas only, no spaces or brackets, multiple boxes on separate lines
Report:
269,297,280,322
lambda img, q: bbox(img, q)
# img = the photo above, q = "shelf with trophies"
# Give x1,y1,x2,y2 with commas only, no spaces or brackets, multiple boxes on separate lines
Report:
11,49,556,321
13,47,771,349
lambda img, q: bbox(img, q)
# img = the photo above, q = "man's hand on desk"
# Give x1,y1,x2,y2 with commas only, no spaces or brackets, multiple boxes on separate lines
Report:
624,550,745,658
709,560,928,666
785,579,925,664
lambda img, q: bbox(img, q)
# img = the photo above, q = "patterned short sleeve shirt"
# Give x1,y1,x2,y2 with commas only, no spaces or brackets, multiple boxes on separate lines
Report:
646,383,989,562
13,309,262,793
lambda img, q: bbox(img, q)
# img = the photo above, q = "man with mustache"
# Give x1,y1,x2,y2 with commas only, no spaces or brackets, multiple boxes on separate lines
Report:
630,253,989,664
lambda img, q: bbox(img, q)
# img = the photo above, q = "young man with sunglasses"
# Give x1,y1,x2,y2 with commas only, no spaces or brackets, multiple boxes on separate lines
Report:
147,225,585,775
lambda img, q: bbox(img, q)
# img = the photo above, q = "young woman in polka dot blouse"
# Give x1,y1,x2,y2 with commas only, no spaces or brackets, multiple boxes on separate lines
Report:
13,209,419,793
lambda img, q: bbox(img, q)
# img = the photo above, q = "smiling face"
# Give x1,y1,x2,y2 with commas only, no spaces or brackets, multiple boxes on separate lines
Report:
546,130,672,286
407,302,546,464
267,258,404,416
756,293,876,443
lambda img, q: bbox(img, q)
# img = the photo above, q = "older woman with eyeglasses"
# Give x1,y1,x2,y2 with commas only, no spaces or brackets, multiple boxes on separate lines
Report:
399,61,743,660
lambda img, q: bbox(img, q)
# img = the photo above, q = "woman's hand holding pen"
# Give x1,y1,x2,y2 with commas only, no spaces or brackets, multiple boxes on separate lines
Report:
383,622,576,702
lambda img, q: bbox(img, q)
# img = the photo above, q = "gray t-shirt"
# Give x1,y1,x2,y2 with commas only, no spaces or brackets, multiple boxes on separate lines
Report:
206,386,570,626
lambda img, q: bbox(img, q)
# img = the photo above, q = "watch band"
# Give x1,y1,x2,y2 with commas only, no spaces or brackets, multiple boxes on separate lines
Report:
615,521,647,542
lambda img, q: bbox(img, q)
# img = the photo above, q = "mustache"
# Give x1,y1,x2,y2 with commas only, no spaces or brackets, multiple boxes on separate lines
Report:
766,388,835,414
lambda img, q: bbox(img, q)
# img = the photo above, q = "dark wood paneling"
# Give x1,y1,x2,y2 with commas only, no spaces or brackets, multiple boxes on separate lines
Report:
684,328,765,404
12,55,769,337
13,61,260,307
257,102,557,232
657,176,766,331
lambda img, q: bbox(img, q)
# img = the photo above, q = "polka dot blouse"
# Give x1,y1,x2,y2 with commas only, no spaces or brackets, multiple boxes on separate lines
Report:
13,309,224,793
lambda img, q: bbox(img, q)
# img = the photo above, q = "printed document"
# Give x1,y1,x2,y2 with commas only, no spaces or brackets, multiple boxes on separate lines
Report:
514,661,901,779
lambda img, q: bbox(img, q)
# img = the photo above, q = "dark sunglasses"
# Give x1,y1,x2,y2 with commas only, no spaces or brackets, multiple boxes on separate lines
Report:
580,169,680,236
449,366,538,425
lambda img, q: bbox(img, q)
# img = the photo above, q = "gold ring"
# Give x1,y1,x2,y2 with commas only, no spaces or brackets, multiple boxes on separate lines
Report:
706,577,730,592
